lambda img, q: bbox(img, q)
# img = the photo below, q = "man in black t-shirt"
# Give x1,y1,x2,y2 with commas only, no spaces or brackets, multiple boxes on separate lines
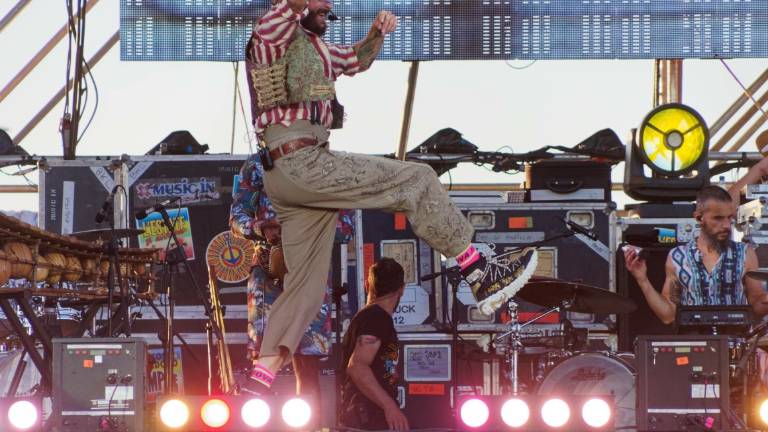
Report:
341,258,409,431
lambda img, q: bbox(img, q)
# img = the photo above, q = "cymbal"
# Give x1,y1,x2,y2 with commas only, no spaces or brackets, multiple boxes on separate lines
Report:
746,271,768,282
516,280,637,314
70,228,145,242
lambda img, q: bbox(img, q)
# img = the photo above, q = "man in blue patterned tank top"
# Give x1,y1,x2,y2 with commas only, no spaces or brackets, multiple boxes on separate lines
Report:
624,163,768,325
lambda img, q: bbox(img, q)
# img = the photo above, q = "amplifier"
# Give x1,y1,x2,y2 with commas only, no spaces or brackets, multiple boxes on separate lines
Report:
636,335,730,431
52,338,146,432
397,333,502,430
676,305,752,336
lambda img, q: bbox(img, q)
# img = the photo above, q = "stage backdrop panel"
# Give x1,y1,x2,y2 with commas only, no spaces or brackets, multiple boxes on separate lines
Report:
121,0,768,61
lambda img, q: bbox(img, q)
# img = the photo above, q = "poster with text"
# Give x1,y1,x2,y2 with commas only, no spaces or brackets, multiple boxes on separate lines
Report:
136,207,195,261
146,347,184,401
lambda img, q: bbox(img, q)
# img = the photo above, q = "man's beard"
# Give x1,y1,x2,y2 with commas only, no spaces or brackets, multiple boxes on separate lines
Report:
702,225,730,252
301,11,326,36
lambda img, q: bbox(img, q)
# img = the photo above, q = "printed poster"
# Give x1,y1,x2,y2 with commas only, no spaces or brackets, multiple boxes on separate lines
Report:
146,347,184,401
136,207,195,261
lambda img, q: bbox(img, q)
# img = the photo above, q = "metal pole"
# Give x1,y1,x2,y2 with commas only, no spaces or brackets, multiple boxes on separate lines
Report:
711,88,768,153
0,0,100,105
13,31,119,146
65,0,88,160
0,185,37,193
0,0,31,34
710,68,768,140
723,104,768,154
655,59,683,106
397,61,420,160
652,60,660,107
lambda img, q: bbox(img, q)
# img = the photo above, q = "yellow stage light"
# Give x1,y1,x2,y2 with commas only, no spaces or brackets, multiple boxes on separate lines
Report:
637,104,708,176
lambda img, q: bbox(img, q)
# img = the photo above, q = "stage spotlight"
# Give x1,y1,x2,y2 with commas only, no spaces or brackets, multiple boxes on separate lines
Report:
637,104,707,175
582,398,611,428
624,103,710,201
501,398,530,428
201,398,230,428
541,398,570,428
459,398,490,428
759,399,768,424
7,400,38,430
282,398,311,428
159,399,190,429
241,398,271,428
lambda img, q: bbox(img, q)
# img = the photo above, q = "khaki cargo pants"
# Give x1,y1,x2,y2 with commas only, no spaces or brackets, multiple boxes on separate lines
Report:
260,121,474,359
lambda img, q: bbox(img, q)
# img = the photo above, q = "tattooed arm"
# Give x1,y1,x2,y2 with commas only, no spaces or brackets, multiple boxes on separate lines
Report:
353,10,398,72
347,335,409,431
624,247,678,324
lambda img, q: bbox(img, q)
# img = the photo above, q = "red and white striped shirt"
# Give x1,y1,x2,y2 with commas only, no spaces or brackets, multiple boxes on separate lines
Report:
248,0,360,133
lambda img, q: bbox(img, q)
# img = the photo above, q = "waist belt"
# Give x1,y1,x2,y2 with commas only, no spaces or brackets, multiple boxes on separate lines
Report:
269,137,318,161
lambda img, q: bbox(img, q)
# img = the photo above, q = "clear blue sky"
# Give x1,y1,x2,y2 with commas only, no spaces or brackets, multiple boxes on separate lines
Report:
1,0,767,212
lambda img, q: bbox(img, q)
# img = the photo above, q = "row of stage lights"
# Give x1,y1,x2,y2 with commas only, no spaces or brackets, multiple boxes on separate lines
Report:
7,393,768,430
157,396,313,430
458,396,613,431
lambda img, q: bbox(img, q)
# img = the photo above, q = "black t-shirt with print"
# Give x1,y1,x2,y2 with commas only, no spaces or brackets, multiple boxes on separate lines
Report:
341,304,399,430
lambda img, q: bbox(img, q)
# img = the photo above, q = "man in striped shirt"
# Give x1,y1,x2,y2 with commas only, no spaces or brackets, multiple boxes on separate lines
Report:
244,0,538,398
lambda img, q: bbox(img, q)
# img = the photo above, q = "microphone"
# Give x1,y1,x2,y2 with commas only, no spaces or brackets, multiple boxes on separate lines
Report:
562,217,598,241
94,186,117,223
135,197,180,220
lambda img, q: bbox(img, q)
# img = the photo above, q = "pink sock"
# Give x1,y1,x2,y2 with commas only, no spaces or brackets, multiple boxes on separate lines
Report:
456,245,480,270
249,363,275,388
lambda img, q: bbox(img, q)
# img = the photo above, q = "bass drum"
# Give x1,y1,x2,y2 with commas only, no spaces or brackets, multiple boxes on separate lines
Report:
537,352,636,431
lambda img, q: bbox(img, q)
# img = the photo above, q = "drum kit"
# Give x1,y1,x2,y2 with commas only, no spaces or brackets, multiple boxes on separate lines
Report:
488,273,768,430
486,276,639,429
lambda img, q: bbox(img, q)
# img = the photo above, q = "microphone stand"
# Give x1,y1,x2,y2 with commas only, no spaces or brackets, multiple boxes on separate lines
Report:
154,206,226,395
331,243,347,428
101,200,127,337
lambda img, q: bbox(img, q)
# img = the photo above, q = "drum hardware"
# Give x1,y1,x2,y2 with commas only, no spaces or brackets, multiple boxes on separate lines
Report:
495,300,569,396
207,265,235,395
70,228,146,242
516,278,638,315
537,351,637,430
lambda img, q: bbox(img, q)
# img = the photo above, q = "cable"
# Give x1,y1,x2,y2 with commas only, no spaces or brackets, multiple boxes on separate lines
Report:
105,378,120,432
77,59,99,143
504,59,537,70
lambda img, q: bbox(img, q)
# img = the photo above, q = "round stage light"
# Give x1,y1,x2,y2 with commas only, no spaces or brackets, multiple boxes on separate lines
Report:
242,398,271,428
636,103,708,176
201,398,230,428
582,398,612,428
759,399,768,424
459,398,490,428
159,399,190,429
8,400,38,430
541,398,570,428
501,398,530,428
282,398,311,428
